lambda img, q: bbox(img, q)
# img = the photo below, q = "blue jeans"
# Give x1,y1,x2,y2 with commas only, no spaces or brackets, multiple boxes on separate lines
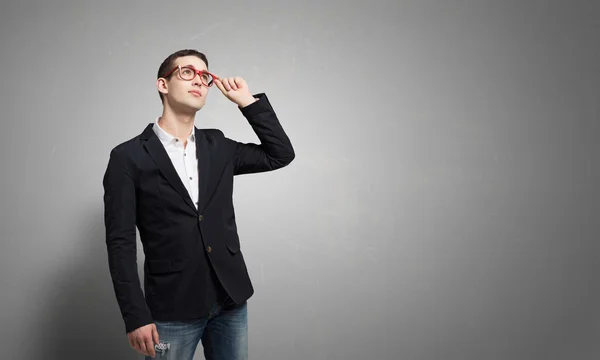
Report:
146,300,248,360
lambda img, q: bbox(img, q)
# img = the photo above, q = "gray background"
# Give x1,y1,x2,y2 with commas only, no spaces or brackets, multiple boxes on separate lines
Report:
0,0,598,359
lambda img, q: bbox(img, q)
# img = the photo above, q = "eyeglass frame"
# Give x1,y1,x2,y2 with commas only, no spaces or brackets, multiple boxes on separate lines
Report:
161,65,220,87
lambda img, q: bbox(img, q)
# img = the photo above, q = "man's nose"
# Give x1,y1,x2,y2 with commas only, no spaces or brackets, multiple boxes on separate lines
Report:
192,75,203,87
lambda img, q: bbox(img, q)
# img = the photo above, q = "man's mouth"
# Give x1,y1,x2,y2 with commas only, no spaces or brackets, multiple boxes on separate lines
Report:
189,91,202,97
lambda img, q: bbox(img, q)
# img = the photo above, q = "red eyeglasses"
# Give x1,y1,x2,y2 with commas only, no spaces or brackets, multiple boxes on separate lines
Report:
162,65,219,87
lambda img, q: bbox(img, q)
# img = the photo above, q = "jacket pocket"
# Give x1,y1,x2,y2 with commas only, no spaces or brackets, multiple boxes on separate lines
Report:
147,257,186,274
146,258,186,311
225,231,241,254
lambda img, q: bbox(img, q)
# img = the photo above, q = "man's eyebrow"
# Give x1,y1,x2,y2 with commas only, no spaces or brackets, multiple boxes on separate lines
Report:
181,64,206,70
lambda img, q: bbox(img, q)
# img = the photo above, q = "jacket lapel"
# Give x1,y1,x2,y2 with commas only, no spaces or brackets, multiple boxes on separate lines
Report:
195,128,211,212
142,124,197,213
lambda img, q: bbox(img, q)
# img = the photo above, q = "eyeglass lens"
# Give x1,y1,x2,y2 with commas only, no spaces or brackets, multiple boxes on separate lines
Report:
180,67,214,86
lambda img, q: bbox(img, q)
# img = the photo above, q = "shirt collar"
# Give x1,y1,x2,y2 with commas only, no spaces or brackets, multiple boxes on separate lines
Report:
152,117,196,145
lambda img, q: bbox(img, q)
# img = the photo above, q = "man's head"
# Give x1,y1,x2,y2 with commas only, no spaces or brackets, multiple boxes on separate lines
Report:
156,49,215,112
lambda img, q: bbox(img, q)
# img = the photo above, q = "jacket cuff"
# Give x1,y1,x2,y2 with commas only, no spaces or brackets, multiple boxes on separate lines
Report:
124,312,154,334
238,93,273,117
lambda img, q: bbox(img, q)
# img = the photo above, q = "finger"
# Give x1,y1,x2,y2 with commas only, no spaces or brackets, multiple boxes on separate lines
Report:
221,77,228,91
146,337,156,357
128,337,135,349
138,337,148,355
139,339,150,356
214,78,226,93
234,77,244,89
224,77,232,91
134,338,144,355
230,77,238,90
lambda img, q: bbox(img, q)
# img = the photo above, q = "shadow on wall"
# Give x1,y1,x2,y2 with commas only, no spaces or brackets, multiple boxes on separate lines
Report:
33,206,144,359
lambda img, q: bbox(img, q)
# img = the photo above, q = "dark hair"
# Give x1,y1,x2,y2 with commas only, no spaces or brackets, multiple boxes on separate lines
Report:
157,49,209,102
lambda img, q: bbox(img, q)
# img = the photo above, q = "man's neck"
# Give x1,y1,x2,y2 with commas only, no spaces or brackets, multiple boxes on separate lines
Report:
158,106,196,140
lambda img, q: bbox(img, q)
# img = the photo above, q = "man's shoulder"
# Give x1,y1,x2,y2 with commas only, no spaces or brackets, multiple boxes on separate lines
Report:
109,135,143,156
198,128,224,139
108,124,153,155
105,130,151,170
197,128,230,147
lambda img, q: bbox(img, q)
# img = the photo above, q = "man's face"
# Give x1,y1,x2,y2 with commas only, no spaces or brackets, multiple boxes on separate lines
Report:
158,55,211,112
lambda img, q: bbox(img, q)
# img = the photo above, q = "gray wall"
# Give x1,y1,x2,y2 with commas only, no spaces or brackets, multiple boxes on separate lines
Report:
1,1,598,359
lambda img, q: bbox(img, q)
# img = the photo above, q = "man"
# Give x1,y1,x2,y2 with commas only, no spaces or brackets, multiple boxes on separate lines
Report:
102,49,294,359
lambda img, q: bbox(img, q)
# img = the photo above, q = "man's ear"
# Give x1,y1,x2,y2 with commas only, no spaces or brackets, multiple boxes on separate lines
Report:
156,78,168,96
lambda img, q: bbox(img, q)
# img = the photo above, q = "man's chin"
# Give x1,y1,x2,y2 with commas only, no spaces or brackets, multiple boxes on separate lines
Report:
166,99,204,114
191,99,205,110
182,101,204,113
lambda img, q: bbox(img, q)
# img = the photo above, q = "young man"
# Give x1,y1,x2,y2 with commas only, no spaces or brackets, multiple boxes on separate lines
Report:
102,49,294,359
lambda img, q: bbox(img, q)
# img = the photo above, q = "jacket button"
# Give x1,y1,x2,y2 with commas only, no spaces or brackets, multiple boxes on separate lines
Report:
199,215,204,221
207,246,212,252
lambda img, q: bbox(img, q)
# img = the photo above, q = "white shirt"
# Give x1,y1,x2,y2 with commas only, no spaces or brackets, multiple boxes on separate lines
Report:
153,117,199,210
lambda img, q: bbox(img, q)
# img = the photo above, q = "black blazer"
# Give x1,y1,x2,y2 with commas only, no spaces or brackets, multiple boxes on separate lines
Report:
103,93,294,333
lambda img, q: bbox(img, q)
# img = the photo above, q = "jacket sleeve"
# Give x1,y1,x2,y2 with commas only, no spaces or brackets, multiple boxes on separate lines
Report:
103,147,153,334
225,93,295,175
